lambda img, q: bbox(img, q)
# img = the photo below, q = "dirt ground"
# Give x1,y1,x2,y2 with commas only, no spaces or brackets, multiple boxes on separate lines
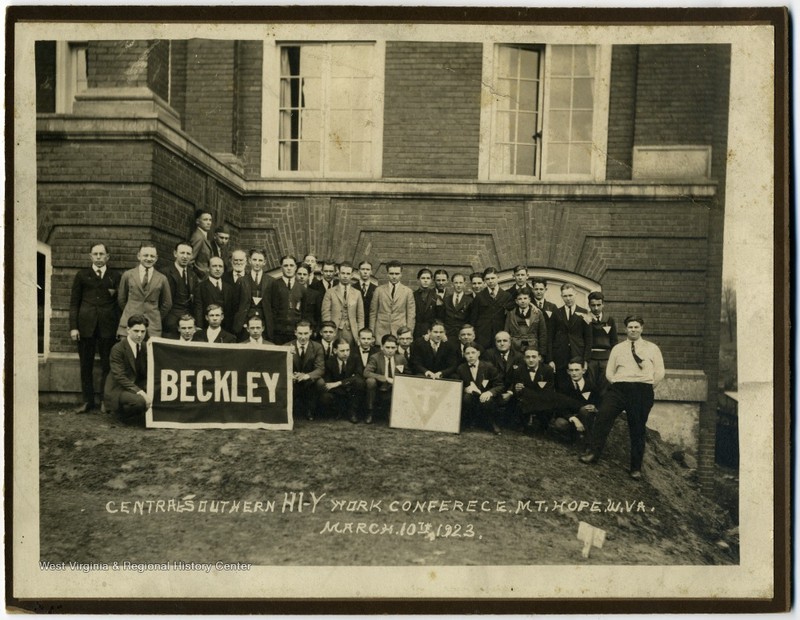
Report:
38,404,739,566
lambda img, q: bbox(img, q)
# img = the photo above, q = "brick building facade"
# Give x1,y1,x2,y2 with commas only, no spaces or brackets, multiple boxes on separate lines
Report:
35,31,731,490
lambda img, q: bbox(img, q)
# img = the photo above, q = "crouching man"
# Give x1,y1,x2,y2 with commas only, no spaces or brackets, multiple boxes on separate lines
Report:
103,314,152,426
455,344,503,435
364,334,408,424
317,339,365,422
553,357,603,441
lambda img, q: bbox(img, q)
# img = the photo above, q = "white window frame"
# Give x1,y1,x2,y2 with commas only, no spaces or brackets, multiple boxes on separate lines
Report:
37,242,53,359
262,39,385,179
479,42,611,182
55,41,88,114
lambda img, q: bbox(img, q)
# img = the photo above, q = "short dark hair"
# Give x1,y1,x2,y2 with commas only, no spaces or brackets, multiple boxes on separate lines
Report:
430,320,445,330
512,265,528,274
89,242,109,254
396,325,413,337
296,263,311,274
624,315,645,326
174,241,192,252
451,272,466,282
530,277,547,287
459,324,475,334
416,268,432,279
482,267,498,277
194,208,211,220
127,314,149,328
333,339,350,350
319,320,337,330
280,254,298,266
294,320,312,330
246,314,264,326
470,272,484,281
339,261,354,271
178,313,195,324
568,356,584,366
433,269,449,279
463,344,480,354
588,291,605,302
523,346,541,356
514,289,531,298
138,242,157,252
358,260,373,269
205,303,223,315
358,327,374,337
249,248,266,259
214,225,230,235
381,334,398,345
386,260,403,270
560,283,576,293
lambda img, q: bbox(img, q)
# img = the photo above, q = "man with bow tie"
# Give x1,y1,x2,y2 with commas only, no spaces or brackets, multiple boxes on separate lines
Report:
321,261,364,345
288,320,324,421
317,339,365,423
456,344,503,435
103,314,151,425
351,327,380,379
69,242,122,413
163,241,199,339
193,256,237,333
443,273,473,340
554,358,602,441
580,315,665,480
586,291,618,393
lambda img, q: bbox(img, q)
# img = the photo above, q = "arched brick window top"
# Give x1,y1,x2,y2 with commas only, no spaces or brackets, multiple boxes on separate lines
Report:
496,267,600,309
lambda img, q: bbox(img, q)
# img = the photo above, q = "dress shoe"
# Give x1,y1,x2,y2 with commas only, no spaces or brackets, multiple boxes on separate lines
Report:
491,423,501,436
305,411,314,421
100,402,107,414
629,470,642,480
365,413,373,424
579,452,599,464
73,402,93,414
350,414,359,424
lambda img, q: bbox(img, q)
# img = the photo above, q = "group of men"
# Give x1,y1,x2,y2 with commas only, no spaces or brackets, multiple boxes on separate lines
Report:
70,209,664,478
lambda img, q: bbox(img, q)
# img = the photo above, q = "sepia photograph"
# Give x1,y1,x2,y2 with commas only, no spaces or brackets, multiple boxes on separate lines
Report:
8,6,788,612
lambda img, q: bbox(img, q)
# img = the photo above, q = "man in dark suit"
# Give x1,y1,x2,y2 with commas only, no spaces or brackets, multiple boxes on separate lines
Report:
296,262,322,336
240,314,274,346
211,225,231,270
453,324,484,366
509,348,561,432
192,304,236,344
531,277,559,360
117,243,172,338
586,290,618,394
410,320,459,379
193,256,237,333
482,330,523,394
69,242,121,413
555,357,602,441
271,254,307,345
318,321,339,362
352,327,380,378
103,314,151,425
309,259,338,294
190,209,214,278
456,344,504,434
317,339,365,422
470,267,513,349
177,314,198,342
364,334,408,424
223,249,248,286
356,260,377,322
413,268,438,338
432,269,450,322
443,273,473,340
288,320,324,420
505,265,536,302
548,283,592,390
163,241,199,338
233,249,275,341
395,325,414,364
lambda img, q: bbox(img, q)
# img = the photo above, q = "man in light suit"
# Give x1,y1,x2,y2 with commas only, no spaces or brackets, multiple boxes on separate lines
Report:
288,320,325,420
190,209,213,278
104,314,151,425
364,334,408,424
369,260,416,341
443,272,473,341
321,261,364,345
548,283,593,391
163,241,199,338
69,242,121,413
356,260,377,321
233,249,275,341
117,243,173,338
193,256,237,333
192,304,237,344
456,344,504,434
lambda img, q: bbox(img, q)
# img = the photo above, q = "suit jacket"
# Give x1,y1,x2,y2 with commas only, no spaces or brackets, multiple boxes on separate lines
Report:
532,298,559,359
233,272,275,339
410,338,459,378
454,341,485,367
364,352,409,383
413,287,438,338
319,339,338,363
222,270,248,287
117,266,173,337
190,228,213,277
356,281,377,324
210,242,231,271
303,286,323,333
557,375,602,410
508,363,561,413
271,277,307,337
443,292,473,340
193,277,238,332
481,347,524,390
192,327,237,344
505,283,536,305
309,278,338,295
589,314,618,360
69,267,122,338
369,282,416,342
549,305,593,368
322,284,365,342
504,305,548,357
103,339,146,413
163,264,199,331
456,360,503,396
352,345,381,376
322,355,362,386
289,339,325,380
470,287,514,349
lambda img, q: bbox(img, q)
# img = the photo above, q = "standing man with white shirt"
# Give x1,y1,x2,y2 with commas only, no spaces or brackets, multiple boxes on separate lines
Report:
271,254,306,345
356,260,377,321
321,261,364,345
580,315,665,480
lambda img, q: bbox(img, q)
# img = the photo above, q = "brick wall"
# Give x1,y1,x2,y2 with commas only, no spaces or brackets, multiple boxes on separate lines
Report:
234,41,263,177
169,40,187,126
383,41,482,178
606,45,638,180
88,40,153,88
147,40,170,101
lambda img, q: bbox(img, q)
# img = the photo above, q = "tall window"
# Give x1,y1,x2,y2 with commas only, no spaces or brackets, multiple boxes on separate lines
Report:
485,43,609,181
278,43,376,176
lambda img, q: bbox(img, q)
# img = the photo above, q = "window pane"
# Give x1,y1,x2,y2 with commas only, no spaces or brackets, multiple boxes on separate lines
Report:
497,45,518,77
299,46,323,77
331,45,361,77
518,48,540,80
571,110,594,142
517,112,538,143
350,111,371,141
549,78,572,109
496,78,514,106
569,143,592,175
298,141,321,172
572,45,596,76
516,144,536,176
495,110,515,143
550,45,572,76
519,79,539,111
301,77,322,109
573,78,594,109
329,110,351,142
491,143,513,176
300,110,322,141
353,141,369,173
548,110,571,142
328,141,350,172
546,143,569,175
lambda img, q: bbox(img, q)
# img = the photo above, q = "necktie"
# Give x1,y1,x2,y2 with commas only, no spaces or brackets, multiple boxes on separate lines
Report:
255,273,261,288
387,357,394,378
566,307,571,321
455,293,461,306
490,288,496,299
342,284,348,299
300,345,306,358
432,342,438,353
362,283,368,296
391,284,396,299
325,344,330,357
574,380,580,391
338,360,343,374
136,343,141,357
142,268,150,289
95,269,102,278
631,341,644,368
234,272,242,283
182,268,188,288
217,279,222,292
